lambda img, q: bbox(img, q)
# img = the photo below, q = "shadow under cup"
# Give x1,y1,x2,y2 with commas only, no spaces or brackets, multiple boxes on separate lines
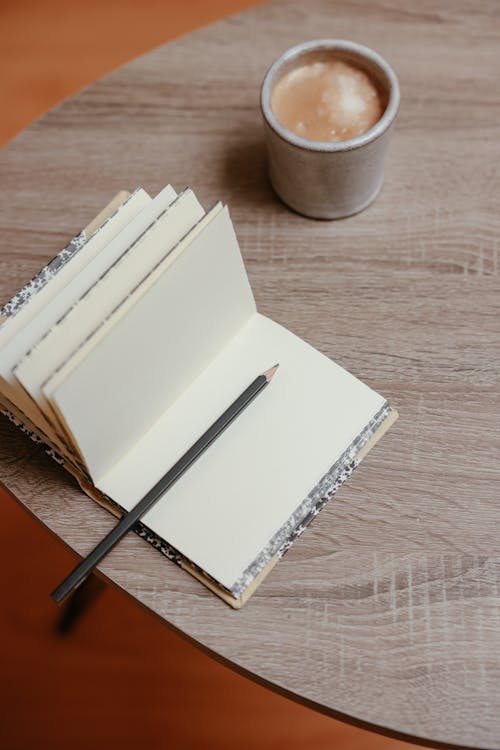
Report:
260,40,400,219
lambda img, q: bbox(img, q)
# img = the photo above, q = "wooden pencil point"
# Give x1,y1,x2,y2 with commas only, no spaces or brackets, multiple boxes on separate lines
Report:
262,363,279,382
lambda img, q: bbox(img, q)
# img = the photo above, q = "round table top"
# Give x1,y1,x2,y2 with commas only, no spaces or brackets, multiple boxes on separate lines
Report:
1,1,499,747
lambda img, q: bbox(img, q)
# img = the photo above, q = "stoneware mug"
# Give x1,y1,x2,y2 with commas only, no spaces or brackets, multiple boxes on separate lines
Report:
260,39,400,219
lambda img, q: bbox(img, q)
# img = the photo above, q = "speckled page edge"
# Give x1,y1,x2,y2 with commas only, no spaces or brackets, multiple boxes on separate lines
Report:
0,231,87,319
0,190,132,320
229,401,392,597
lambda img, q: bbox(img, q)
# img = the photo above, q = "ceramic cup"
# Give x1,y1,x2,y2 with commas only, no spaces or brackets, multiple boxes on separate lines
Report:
260,39,400,219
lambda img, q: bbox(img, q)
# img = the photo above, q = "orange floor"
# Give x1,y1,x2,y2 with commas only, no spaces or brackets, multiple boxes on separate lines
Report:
0,3,415,748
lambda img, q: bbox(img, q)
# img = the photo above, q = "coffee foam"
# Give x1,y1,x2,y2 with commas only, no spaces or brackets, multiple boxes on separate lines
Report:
271,57,384,142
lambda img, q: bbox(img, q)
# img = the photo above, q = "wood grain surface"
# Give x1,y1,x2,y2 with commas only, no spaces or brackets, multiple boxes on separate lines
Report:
0,0,499,747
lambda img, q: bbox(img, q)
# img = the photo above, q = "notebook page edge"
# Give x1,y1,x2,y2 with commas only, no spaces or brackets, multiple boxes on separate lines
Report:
13,185,193,417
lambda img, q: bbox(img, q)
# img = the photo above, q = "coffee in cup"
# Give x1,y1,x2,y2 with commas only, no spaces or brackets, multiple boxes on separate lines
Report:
271,56,386,143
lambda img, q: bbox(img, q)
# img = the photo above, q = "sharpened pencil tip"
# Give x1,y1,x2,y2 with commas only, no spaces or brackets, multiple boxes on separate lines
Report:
263,363,279,382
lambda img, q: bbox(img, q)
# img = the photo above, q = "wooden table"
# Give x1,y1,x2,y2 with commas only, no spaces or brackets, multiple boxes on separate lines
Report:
1,1,499,747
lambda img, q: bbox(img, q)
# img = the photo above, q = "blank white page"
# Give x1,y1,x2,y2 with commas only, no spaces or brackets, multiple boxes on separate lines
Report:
14,188,203,424
97,313,385,592
47,206,257,481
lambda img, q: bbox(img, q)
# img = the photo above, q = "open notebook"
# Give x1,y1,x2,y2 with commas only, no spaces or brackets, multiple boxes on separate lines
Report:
0,184,397,607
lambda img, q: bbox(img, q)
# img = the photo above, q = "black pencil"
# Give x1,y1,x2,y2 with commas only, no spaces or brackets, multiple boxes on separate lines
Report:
51,364,279,604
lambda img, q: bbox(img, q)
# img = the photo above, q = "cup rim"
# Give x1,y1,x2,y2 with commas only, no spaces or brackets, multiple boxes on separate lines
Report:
260,39,400,153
